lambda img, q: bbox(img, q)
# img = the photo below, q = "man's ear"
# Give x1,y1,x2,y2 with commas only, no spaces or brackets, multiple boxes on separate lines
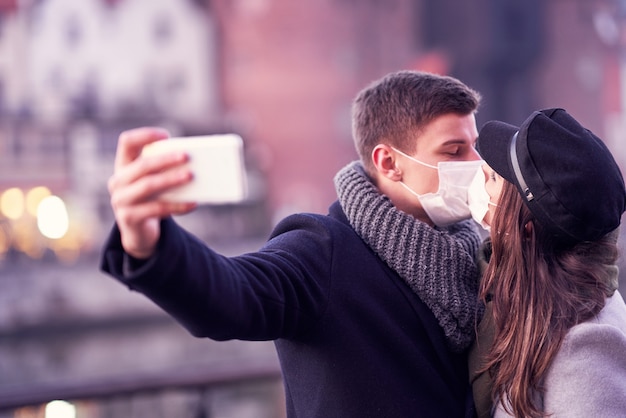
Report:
372,144,402,181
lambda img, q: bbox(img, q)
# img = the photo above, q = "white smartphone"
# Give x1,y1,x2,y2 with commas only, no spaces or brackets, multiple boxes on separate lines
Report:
141,134,248,204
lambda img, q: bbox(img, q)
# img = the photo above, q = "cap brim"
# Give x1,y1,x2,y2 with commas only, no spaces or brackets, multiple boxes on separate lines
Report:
476,120,519,185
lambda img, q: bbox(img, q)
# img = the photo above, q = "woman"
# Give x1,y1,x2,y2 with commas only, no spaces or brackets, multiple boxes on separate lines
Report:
468,108,626,417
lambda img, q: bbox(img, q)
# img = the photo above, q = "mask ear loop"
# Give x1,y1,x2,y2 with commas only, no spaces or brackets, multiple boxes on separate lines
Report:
398,180,423,198
391,147,437,199
390,147,439,170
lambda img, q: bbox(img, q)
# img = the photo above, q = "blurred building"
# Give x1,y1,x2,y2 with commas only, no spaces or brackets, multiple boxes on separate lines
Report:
0,0,621,260
1,0,626,416
0,0,227,263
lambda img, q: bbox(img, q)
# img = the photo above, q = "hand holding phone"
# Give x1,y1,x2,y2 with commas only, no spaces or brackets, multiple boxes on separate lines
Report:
141,134,248,204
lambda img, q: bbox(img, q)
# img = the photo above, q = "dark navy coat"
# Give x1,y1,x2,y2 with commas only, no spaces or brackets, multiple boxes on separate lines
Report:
101,201,474,417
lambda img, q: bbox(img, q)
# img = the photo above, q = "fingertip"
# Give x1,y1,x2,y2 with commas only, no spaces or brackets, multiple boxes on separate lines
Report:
116,127,173,167
140,127,171,144
119,127,170,147
176,202,199,214
184,202,199,212
150,127,171,140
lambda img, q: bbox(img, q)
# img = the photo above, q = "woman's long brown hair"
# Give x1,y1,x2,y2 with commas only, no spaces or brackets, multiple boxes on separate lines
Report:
480,181,619,417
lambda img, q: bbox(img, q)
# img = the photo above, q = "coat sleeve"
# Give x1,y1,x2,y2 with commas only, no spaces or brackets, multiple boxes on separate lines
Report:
542,320,626,418
100,215,333,341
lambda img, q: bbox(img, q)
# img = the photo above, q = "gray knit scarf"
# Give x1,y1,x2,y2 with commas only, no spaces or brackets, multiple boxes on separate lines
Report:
334,161,481,352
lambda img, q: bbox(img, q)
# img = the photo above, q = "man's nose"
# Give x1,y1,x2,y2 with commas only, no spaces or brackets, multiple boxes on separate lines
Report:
467,146,482,161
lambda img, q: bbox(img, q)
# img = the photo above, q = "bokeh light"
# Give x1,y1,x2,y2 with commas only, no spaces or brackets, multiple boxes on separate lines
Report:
45,400,76,418
0,187,25,220
37,196,69,239
26,186,52,217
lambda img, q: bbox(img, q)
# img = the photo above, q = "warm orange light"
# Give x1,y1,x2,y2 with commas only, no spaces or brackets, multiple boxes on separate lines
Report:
26,186,52,217
0,188,25,220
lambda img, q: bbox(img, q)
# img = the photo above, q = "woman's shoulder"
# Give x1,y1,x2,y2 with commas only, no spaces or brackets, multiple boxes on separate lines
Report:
542,291,626,417
568,290,626,340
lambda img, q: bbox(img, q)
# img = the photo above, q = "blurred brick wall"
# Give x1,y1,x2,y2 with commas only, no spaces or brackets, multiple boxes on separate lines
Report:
211,0,420,219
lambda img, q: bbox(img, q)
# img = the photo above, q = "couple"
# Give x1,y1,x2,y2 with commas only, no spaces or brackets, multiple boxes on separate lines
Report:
100,71,626,417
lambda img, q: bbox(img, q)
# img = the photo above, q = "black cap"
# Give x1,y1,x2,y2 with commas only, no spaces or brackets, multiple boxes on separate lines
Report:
477,108,626,244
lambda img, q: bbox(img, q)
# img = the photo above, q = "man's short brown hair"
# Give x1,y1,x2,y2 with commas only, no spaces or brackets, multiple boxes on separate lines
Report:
352,70,481,174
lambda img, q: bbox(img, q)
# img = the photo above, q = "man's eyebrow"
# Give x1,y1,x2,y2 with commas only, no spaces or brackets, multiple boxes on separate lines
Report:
440,139,472,146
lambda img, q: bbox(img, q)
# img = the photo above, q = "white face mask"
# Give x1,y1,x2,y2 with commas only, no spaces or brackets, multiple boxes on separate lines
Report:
392,147,484,227
467,167,498,231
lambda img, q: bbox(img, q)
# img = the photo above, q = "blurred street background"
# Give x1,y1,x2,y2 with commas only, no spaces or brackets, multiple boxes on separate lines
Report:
1,0,626,417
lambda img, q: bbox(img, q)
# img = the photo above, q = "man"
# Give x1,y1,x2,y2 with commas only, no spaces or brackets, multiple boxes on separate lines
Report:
101,70,483,417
